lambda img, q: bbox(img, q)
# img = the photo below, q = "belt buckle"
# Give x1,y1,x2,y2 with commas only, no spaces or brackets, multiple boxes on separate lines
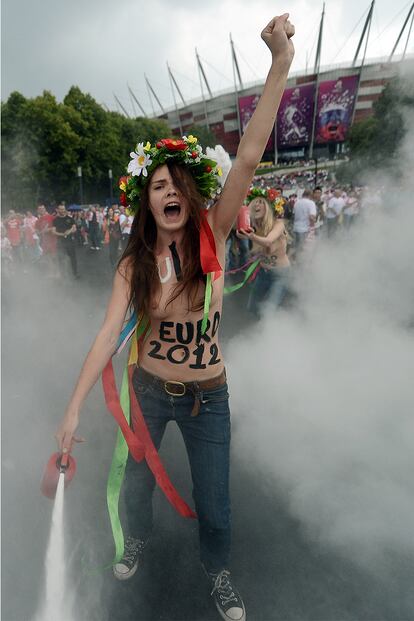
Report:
164,380,186,397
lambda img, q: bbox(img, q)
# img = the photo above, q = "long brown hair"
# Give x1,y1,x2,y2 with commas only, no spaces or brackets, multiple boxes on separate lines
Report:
119,162,206,317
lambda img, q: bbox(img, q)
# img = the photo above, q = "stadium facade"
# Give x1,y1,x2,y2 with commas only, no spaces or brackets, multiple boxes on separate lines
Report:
156,55,414,161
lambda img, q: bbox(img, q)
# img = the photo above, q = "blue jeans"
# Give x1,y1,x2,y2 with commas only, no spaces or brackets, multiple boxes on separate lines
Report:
247,266,290,317
124,367,231,573
225,236,250,271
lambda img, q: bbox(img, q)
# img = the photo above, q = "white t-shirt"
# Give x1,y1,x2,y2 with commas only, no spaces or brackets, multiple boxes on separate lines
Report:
293,198,317,233
120,214,134,235
326,197,345,219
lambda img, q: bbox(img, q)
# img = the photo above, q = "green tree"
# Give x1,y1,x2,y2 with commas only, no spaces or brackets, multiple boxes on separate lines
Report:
2,90,81,208
1,87,171,209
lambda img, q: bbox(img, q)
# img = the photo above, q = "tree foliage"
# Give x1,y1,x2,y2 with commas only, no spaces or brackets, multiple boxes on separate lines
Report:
1,87,171,209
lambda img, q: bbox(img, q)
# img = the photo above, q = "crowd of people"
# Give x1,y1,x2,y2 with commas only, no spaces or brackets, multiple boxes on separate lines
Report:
1,202,134,279
225,181,373,317
1,176,374,320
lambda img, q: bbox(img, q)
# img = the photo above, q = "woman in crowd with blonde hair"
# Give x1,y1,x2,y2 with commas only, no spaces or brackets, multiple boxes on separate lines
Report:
238,188,290,317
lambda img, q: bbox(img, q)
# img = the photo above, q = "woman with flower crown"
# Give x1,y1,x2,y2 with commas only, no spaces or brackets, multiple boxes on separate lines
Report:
55,14,294,621
238,189,290,318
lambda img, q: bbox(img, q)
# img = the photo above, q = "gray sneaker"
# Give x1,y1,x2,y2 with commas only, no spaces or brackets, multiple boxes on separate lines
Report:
210,570,246,621
113,536,147,580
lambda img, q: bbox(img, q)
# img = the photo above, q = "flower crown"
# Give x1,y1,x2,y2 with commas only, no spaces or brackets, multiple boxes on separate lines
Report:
246,186,285,218
119,135,222,213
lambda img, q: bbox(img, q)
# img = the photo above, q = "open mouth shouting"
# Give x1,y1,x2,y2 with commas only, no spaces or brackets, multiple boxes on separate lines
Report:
164,201,182,221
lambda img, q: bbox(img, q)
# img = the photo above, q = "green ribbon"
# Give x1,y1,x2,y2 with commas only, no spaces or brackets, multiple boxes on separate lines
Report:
224,259,260,295
201,272,213,335
106,366,131,563
106,314,150,565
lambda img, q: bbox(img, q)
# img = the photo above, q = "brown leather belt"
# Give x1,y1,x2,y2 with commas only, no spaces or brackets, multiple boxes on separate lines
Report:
135,366,227,416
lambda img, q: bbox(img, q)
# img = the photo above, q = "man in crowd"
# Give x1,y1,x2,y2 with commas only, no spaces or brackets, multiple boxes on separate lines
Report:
1,225,13,278
292,189,316,257
326,187,345,238
88,205,100,250
4,209,23,263
52,204,79,278
22,210,40,262
284,192,296,220
36,204,58,276
313,186,325,235
119,208,134,252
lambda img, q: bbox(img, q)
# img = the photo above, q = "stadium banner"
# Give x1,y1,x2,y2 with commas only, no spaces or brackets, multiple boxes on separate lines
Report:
276,83,316,147
238,94,274,150
315,75,359,143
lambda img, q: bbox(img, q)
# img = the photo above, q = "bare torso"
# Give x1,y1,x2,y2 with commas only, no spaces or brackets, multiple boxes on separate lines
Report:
257,220,290,270
139,235,226,381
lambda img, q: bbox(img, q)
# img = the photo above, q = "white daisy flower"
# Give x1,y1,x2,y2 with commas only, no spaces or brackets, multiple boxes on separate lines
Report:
127,142,152,177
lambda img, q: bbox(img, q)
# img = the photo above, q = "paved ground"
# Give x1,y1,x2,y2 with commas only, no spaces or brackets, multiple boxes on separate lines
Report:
2,245,414,621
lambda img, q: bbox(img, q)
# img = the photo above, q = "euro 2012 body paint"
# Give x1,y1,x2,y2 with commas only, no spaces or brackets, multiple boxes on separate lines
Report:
147,311,221,368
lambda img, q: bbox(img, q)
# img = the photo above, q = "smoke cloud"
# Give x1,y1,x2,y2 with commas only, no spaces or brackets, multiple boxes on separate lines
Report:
227,109,414,573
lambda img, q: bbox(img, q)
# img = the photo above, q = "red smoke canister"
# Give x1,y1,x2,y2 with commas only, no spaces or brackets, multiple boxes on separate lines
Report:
237,205,251,232
41,452,77,499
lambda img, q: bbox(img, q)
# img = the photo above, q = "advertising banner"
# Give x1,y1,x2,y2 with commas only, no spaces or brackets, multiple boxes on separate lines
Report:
277,83,315,147
315,75,359,143
238,94,274,151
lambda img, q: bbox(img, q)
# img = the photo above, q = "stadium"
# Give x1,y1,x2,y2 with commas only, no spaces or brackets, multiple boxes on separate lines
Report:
142,3,414,162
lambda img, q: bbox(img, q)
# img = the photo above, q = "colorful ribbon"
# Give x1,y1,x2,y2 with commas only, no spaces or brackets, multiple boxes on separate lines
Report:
201,272,213,335
199,211,222,278
224,258,261,295
225,254,261,276
104,315,196,565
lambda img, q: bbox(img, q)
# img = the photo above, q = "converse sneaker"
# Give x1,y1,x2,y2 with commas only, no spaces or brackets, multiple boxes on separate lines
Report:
210,569,246,621
113,536,147,580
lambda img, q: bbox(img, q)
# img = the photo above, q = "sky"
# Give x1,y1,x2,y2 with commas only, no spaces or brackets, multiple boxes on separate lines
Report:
1,0,413,116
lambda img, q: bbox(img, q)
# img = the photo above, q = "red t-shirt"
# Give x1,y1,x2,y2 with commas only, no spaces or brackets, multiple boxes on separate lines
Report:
6,218,22,246
36,214,57,253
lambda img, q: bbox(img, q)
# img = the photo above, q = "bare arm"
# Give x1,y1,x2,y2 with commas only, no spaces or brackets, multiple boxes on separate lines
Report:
55,262,132,452
209,14,295,240
238,220,285,249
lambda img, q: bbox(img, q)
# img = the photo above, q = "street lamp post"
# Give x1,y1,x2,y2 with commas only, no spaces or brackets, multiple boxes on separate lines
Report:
108,168,113,203
77,166,84,205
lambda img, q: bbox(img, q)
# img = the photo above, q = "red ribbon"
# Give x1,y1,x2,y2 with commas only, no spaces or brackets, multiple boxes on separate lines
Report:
102,359,196,520
102,361,145,462
199,211,222,280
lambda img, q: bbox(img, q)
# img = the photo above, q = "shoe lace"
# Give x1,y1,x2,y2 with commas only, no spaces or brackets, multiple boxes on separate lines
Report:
211,570,239,606
123,537,145,564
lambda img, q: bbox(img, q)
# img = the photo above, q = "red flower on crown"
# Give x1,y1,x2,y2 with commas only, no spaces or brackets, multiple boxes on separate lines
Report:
267,188,279,201
158,138,187,151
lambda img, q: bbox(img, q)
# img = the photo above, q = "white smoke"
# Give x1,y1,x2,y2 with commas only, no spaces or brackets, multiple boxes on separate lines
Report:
227,109,414,570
